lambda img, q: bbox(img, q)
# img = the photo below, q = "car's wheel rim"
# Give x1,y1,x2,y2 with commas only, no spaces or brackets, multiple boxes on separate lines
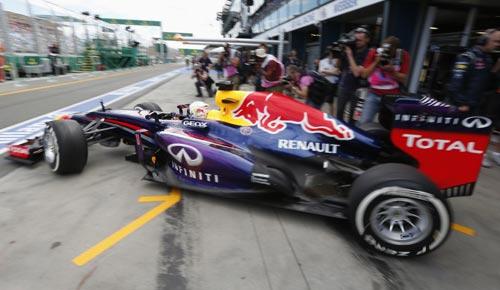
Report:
369,197,433,246
43,128,58,164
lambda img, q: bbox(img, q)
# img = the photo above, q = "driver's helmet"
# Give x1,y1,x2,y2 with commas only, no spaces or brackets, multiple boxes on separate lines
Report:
189,101,209,118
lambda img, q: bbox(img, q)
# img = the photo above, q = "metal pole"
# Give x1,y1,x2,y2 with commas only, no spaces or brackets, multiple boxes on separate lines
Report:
160,40,165,63
71,15,78,54
460,7,477,47
381,0,391,42
94,19,99,43
278,30,284,61
84,19,89,45
182,41,260,47
177,37,288,45
50,9,60,47
408,6,437,94
113,25,118,46
26,0,41,53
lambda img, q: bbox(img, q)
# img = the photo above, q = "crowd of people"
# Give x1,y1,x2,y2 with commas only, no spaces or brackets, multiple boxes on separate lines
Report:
188,27,500,166
189,27,413,126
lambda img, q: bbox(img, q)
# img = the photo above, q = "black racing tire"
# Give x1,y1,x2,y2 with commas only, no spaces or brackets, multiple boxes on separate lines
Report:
134,102,162,112
43,120,88,174
348,163,451,257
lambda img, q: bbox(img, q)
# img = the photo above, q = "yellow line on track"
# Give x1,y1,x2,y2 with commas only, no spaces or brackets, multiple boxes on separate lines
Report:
72,188,182,266
452,223,476,237
0,69,139,97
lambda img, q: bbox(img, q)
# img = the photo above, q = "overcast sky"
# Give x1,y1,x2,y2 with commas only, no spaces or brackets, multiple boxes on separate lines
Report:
49,0,227,38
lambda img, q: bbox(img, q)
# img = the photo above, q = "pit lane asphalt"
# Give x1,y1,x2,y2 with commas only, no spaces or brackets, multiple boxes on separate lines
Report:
0,63,182,129
1,71,500,290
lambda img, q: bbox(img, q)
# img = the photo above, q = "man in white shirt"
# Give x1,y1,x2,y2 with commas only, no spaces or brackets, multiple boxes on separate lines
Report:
318,49,341,115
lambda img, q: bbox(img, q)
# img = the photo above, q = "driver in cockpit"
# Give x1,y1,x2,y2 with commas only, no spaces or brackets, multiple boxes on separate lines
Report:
189,101,210,119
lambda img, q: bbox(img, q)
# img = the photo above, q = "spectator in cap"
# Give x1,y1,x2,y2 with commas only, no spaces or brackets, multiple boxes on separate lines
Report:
256,47,285,93
192,63,215,98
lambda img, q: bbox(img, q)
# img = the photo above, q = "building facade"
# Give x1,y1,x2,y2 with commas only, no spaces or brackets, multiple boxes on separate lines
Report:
219,0,500,94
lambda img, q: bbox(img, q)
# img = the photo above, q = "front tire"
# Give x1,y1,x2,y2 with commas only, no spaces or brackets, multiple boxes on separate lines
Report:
43,120,88,174
134,102,162,112
348,163,451,257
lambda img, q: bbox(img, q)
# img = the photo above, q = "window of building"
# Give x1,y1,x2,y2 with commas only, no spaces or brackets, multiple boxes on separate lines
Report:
269,10,278,28
302,0,318,13
252,22,261,34
278,4,289,24
289,0,301,17
263,15,271,30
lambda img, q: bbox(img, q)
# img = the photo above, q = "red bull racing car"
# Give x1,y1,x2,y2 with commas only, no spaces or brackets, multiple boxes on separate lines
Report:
7,83,493,257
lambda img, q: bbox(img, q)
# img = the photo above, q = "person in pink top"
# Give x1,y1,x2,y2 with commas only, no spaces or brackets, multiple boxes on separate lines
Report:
286,65,327,109
346,36,410,124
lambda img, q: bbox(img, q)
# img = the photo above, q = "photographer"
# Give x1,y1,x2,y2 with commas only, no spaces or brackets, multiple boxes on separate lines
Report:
285,65,331,109
337,27,371,123
197,51,212,72
319,47,341,115
354,36,410,124
192,63,214,98
256,48,285,93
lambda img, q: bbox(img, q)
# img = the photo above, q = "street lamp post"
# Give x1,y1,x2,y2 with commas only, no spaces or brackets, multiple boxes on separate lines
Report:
81,11,90,45
125,26,136,47
153,37,165,64
94,15,101,43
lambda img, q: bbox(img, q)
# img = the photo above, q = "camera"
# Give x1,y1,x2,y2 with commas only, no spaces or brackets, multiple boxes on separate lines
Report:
330,32,357,54
247,50,258,65
281,76,293,85
337,32,357,48
376,43,392,66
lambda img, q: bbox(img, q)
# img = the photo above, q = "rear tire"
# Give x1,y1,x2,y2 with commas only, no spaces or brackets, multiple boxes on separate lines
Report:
134,102,162,112
43,120,88,174
348,163,451,257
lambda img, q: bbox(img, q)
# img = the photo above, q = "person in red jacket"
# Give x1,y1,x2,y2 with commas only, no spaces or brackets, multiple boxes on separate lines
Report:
256,48,285,92
346,36,410,124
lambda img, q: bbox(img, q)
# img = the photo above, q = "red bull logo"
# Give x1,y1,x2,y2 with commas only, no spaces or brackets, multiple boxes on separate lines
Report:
233,92,354,140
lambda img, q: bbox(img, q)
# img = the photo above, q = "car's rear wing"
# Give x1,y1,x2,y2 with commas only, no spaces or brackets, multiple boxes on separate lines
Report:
385,96,492,198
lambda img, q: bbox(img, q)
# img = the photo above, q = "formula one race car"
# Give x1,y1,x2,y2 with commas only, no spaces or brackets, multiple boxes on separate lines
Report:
7,83,493,257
